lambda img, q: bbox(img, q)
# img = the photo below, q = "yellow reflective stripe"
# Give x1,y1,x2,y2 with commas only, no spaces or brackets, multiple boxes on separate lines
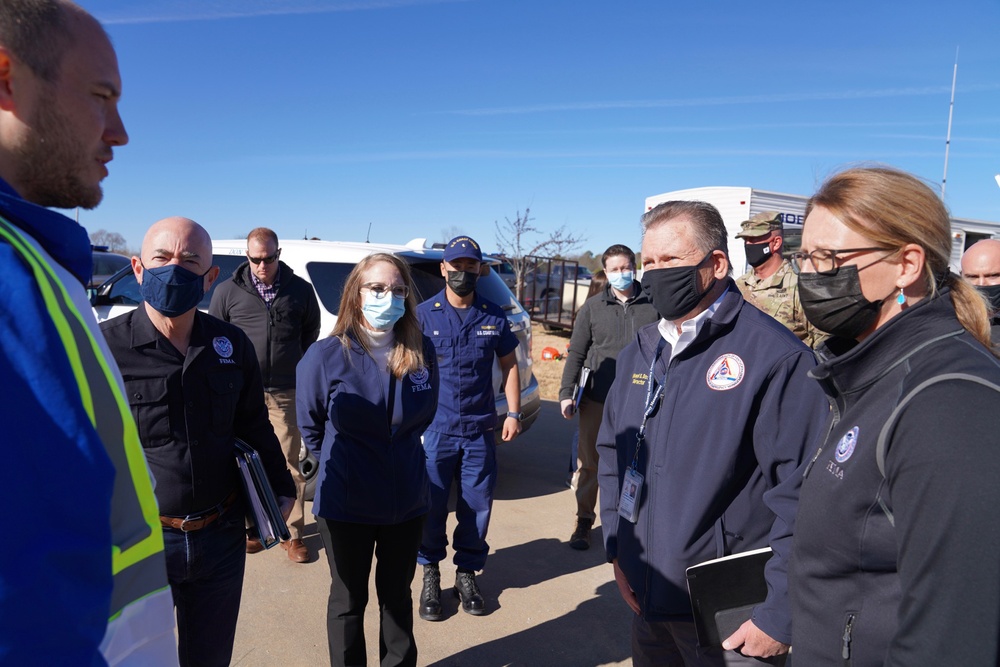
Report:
0,222,95,421
0,217,163,572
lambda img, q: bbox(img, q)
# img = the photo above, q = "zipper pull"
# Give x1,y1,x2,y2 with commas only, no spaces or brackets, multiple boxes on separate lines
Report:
842,613,855,660
803,446,823,478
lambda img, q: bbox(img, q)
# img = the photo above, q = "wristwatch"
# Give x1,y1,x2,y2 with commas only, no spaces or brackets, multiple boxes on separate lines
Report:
506,411,523,421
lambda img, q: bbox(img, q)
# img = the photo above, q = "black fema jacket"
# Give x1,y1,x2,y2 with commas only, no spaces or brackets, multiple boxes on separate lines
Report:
597,282,828,644
789,290,1000,667
558,281,658,404
209,261,321,391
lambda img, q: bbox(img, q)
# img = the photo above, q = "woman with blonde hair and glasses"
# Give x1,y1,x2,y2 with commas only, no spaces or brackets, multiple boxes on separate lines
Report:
787,166,1000,666
297,253,438,667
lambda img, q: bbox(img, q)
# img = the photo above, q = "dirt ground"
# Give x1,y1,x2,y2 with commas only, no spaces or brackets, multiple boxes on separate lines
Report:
529,327,573,401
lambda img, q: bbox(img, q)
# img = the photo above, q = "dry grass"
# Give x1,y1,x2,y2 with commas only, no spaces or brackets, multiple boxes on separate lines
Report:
529,328,573,401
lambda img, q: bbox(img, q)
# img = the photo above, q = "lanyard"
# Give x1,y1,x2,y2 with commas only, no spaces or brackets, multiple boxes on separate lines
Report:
631,338,667,469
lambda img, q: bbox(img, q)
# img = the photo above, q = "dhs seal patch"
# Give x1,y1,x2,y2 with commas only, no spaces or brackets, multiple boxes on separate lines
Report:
213,336,234,358
834,426,859,463
705,354,745,391
409,367,430,385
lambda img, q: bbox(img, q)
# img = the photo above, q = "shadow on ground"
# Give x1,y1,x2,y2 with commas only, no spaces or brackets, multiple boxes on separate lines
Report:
425,580,631,667
494,400,576,502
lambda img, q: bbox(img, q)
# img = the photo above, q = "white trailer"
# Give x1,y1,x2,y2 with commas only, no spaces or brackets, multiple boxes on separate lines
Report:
644,186,808,276
645,186,1000,274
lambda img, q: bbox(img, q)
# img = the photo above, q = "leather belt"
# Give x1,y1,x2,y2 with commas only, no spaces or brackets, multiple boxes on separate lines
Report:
160,491,239,532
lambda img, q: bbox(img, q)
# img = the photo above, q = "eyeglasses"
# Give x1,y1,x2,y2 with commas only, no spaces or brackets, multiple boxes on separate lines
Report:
247,249,281,265
788,247,894,276
361,282,409,299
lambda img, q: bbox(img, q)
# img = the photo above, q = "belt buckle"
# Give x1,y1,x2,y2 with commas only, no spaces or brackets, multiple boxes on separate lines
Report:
179,517,199,532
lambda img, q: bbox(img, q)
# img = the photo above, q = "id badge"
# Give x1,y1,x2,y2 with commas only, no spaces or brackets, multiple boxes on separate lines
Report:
617,466,644,523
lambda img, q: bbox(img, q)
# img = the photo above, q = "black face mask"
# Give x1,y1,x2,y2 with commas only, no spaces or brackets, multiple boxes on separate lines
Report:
641,253,716,321
977,284,1000,317
797,265,891,339
744,242,772,268
446,270,478,297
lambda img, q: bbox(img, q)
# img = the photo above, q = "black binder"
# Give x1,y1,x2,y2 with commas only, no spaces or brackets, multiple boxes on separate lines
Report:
685,547,772,648
573,367,592,409
235,438,291,549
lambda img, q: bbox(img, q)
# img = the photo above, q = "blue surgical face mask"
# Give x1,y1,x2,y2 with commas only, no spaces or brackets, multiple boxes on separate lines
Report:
362,292,406,331
607,270,634,291
139,262,209,318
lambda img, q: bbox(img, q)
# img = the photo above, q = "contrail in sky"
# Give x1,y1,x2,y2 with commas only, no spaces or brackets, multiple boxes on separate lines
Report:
446,84,1000,116
98,0,468,25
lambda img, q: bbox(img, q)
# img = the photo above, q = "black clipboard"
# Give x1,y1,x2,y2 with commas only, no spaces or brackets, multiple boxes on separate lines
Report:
685,547,772,648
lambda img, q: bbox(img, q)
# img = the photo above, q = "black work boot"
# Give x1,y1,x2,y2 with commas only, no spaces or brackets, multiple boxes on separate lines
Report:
419,563,443,621
569,517,594,550
454,569,485,615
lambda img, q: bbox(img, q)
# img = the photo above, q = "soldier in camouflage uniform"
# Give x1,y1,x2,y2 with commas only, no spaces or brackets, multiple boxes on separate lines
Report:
735,211,827,349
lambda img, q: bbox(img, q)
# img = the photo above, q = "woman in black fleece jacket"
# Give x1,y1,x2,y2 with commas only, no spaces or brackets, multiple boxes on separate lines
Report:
788,166,1000,666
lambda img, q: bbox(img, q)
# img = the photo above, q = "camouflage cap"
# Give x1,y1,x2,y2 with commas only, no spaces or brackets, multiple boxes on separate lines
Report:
735,211,783,239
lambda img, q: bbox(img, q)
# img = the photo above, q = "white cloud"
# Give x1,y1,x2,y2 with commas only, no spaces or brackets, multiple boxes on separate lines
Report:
96,0,468,25
445,84,1000,116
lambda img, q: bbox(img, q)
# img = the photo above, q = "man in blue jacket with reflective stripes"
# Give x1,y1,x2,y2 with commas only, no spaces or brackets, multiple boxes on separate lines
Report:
597,200,827,666
0,2,176,665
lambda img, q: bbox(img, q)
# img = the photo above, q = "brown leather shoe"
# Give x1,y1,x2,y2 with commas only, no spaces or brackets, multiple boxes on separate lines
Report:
246,537,265,554
282,538,308,563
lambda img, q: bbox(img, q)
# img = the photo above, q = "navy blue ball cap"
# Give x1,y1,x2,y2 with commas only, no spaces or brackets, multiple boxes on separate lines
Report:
443,236,482,263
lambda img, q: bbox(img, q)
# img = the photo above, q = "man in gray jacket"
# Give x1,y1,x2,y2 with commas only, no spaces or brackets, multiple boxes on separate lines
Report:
210,228,321,562
559,244,658,549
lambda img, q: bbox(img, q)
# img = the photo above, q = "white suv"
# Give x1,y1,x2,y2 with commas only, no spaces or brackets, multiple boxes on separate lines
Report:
91,239,542,499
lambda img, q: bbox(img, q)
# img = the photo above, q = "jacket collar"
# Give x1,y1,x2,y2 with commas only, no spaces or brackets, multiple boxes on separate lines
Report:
0,176,93,286
809,289,966,394
636,278,742,363
602,280,651,306
430,288,488,322
130,304,209,356
233,260,294,291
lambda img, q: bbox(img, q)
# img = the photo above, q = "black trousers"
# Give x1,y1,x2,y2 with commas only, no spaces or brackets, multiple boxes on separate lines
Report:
317,514,425,667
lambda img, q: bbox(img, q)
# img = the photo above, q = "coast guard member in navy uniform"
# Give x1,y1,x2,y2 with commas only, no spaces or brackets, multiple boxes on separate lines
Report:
416,235,522,621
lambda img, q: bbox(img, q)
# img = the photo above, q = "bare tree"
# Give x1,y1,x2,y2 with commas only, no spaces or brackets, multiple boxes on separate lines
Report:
441,226,464,244
494,207,584,302
89,229,128,253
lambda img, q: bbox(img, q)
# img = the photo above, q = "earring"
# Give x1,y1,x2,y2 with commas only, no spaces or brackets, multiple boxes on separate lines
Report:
896,289,906,305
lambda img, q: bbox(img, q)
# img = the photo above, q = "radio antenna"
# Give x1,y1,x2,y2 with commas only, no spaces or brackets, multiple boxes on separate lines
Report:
941,47,959,200
366,222,372,243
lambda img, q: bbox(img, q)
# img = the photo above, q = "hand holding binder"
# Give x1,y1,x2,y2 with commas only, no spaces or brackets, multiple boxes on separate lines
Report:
234,438,291,549
685,547,772,648
573,367,592,409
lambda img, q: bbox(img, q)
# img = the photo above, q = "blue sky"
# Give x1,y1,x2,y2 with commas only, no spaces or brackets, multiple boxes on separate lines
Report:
78,0,1000,256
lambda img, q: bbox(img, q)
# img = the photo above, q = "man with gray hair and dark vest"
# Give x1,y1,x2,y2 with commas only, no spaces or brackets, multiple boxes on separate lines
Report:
735,211,826,349
0,1,177,664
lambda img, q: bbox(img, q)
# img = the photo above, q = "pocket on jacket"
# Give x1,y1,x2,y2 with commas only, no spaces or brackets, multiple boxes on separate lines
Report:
207,369,244,434
123,376,171,447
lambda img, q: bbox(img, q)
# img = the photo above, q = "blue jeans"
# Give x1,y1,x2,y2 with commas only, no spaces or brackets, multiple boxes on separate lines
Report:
162,507,246,667
418,430,497,571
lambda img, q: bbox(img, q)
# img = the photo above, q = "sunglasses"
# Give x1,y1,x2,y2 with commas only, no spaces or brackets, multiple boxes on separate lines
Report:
248,249,281,265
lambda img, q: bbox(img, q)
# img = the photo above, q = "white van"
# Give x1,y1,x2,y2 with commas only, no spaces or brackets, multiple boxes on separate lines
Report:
92,238,543,498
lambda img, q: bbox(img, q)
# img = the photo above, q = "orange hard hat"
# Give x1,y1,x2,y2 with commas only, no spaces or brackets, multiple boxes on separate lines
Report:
541,346,561,360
